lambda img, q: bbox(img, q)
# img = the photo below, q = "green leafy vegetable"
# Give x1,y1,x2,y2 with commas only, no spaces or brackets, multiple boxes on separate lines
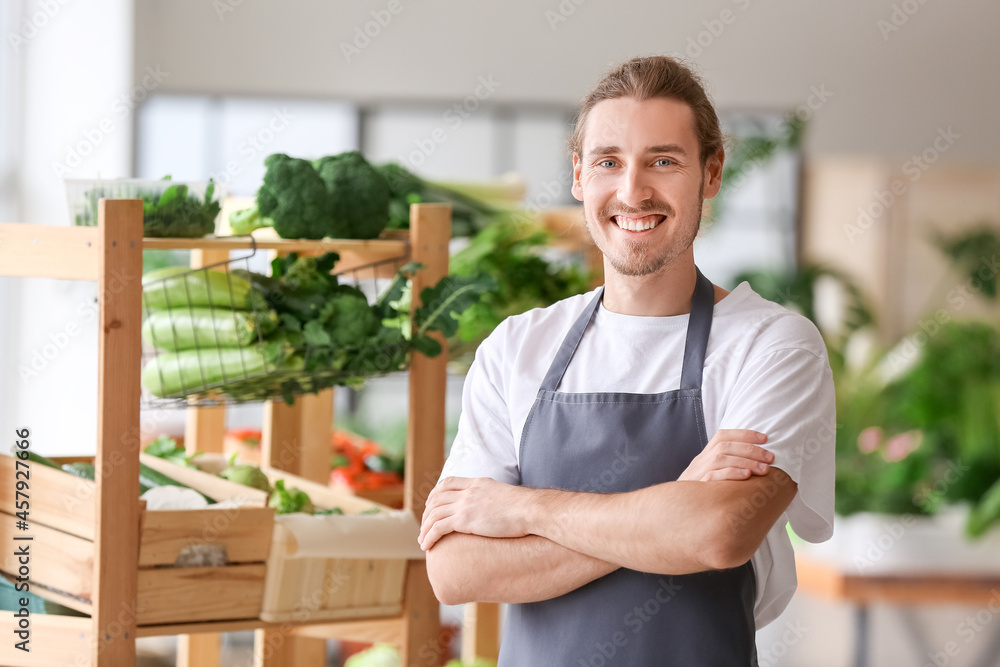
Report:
229,151,390,240
143,435,203,469
314,151,391,239
268,479,315,514
73,176,221,238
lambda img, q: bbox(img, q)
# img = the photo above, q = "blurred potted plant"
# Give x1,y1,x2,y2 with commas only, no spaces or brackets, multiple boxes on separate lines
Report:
738,232,1000,571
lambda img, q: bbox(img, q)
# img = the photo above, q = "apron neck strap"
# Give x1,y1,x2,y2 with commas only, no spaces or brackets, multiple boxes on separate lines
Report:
538,268,716,393
679,267,715,391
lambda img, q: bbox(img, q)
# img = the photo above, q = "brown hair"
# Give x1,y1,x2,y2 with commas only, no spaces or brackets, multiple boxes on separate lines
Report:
569,56,724,166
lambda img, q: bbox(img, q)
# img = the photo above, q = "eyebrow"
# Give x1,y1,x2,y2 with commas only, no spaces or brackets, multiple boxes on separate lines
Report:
586,144,690,159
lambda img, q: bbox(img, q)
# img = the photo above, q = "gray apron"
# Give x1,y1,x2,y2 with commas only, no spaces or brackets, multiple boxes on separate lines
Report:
498,269,758,666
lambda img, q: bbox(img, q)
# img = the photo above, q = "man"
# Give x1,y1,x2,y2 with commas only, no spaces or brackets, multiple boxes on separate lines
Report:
419,55,834,665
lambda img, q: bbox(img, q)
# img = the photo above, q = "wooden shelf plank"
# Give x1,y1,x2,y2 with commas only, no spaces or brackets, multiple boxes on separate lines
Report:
142,233,407,254
0,223,101,281
795,551,1000,606
129,612,406,638
0,613,92,666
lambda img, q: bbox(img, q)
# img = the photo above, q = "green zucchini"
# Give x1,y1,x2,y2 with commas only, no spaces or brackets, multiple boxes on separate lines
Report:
60,462,95,480
61,462,155,496
139,463,216,504
142,347,270,397
18,450,62,470
142,267,265,312
141,307,278,351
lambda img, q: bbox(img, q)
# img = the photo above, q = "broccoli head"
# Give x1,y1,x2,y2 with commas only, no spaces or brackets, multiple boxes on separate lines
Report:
313,151,390,239
257,154,333,240
319,291,380,348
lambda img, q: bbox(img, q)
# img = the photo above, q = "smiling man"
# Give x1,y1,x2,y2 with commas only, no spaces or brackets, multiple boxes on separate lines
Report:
420,56,835,665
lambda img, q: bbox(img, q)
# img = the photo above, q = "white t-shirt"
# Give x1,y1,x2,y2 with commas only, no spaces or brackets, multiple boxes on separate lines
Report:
440,281,836,628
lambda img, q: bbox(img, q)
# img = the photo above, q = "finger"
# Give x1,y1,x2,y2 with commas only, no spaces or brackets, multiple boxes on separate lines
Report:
419,505,455,543
702,467,752,482
722,442,775,463
712,430,768,446
435,476,474,491
420,516,457,551
716,453,771,474
422,489,460,522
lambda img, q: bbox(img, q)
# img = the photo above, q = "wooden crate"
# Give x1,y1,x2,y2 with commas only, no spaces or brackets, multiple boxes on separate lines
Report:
256,467,410,624
0,453,274,626
153,453,414,624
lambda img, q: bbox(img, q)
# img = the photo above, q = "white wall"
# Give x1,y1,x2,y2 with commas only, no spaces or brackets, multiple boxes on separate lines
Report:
134,0,1000,165
1,0,134,453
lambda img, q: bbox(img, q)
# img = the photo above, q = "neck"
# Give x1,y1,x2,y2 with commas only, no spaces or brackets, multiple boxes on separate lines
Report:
601,251,699,317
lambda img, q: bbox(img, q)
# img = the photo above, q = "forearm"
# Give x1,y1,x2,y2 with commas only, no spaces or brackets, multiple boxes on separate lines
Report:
425,532,618,605
526,469,796,574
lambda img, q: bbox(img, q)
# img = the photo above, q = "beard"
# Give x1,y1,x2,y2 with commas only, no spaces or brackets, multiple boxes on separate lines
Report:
583,176,705,277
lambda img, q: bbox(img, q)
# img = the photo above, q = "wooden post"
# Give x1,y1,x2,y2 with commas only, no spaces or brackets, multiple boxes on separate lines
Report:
403,203,450,666
176,249,229,667
92,199,144,666
262,398,303,475
298,389,334,484
461,603,501,663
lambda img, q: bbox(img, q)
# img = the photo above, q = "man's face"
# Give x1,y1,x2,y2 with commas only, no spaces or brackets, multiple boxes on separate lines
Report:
572,97,722,277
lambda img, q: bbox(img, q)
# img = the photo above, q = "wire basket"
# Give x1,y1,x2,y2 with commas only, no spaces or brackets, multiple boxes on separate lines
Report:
140,240,412,408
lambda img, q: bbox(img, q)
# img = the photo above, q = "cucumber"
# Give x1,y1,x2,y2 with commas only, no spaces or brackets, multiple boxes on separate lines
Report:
61,462,155,495
141,307,278,352
142,347,271,398
61,462,96,480
18,450,62,470
142,266,266,312
139,463,216,504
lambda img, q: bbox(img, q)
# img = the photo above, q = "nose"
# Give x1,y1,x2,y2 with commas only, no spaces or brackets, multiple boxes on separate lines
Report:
616,163,654,209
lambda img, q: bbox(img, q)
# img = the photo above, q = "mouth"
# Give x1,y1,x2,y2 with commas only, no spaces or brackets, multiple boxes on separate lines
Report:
611,214,666,233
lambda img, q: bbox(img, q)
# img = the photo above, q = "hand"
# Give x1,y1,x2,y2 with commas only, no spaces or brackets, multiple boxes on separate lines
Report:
678,429,774,482
419,477,532,551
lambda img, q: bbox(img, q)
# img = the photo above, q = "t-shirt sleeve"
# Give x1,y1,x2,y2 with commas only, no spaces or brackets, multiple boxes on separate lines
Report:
439,327,520,486
718,346,836,543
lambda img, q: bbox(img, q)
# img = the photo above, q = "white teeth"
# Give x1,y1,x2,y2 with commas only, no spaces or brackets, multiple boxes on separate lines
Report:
615,216,661,232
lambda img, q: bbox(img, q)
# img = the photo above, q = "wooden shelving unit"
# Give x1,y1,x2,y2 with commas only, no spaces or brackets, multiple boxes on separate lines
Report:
0,201,451,667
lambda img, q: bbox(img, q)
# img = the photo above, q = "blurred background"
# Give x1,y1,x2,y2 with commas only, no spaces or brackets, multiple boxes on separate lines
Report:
2,0,1000,665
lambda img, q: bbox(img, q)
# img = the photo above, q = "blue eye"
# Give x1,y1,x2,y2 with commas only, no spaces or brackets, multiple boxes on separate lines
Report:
599,159,616,168
656,158,674,166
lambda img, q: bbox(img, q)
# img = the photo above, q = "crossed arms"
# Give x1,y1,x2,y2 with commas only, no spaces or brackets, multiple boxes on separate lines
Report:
421,430,798,606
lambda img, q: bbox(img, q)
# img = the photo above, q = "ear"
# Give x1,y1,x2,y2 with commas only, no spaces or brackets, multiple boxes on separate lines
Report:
571,153,584,202
702,148,725,200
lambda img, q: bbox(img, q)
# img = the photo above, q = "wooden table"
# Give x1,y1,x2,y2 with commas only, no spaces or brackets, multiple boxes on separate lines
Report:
794,551,1000,667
